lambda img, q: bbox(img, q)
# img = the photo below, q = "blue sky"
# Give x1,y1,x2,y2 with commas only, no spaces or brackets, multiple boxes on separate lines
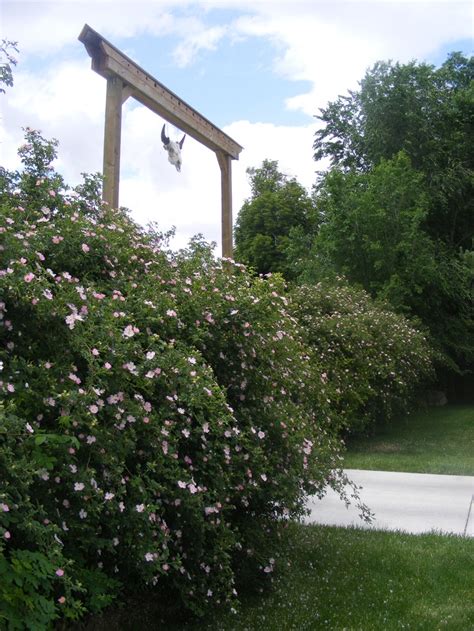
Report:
124,27,313,127
2,1,473,253
428,37,472,66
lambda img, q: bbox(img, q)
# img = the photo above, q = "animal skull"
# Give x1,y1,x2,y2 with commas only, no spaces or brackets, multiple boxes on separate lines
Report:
161,124,186,172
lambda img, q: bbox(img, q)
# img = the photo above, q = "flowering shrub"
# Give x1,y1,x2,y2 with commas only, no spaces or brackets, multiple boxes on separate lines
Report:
289,280,434,434
0,130,348,626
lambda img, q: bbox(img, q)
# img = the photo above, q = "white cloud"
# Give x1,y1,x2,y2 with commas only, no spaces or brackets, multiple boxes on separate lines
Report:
6,60,104,125
1,58,105,180
3,1,229,65
232,1,473,116
172,24,229,67
225,119,319,193
2,2,180,57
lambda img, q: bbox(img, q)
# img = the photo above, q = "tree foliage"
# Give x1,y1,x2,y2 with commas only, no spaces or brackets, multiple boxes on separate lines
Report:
289,279,433,435
0,39,18,94
307,153,432,299
234,160,317,279
314,53,474,250
307,53,474,380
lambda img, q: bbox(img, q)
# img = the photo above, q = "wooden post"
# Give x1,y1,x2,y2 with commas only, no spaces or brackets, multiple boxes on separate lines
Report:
103,76,123,208
216,151,233,259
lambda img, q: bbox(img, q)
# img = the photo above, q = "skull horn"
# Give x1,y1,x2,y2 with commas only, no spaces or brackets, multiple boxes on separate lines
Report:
179,134,186,149
161,124,170,146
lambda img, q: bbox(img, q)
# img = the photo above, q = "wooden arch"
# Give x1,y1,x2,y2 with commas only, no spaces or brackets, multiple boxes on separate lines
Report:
78,24,243,258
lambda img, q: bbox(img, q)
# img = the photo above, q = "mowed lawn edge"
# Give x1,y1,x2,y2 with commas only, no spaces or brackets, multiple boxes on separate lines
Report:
343,404,474,476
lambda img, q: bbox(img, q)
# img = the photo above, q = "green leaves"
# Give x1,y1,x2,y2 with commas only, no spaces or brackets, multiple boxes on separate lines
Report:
315,152,431,298
290,280,433,434
0,550,59,630
0,39,18,94
234,160,317,279
314,53,474,250
33,433,79,448
0,129,346,625
310,53,474,381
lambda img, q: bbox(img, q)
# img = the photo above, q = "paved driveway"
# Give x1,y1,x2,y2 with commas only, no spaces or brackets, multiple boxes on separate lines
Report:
305,469,474,537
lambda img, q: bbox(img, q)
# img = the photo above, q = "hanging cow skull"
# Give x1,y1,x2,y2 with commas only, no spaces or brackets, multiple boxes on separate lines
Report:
161,124,186,172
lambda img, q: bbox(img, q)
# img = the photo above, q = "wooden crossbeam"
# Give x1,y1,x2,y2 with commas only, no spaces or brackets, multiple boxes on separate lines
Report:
78,24,241,258
78,24,243,159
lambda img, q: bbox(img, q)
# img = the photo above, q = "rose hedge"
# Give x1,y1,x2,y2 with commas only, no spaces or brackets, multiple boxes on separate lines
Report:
0,130,348,627
289,280,434,434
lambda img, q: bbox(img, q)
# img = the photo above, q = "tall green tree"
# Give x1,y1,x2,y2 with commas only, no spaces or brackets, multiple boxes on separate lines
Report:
307,53,474,382
300,153,472,375
313,53,474,250
311,152,432,302
234,160,317,279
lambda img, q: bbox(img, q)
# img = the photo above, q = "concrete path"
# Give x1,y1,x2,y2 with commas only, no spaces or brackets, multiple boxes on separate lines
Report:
305,469,474,537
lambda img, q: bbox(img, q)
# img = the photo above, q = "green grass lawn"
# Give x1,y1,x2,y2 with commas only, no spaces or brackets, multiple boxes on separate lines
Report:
79,523,474,631
343,404,474,475
191,523,474,631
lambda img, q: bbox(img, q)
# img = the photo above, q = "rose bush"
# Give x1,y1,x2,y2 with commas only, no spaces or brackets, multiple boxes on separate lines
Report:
289,279,433,434
0,130,349,627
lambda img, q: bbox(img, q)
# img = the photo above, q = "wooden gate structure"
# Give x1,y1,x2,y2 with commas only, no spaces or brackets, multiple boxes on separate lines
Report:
78,24,243,258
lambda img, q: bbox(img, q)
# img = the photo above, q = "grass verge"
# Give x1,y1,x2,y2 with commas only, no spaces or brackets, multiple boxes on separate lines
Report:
194,523,474,631
77,523,474,631
343,404,474,475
